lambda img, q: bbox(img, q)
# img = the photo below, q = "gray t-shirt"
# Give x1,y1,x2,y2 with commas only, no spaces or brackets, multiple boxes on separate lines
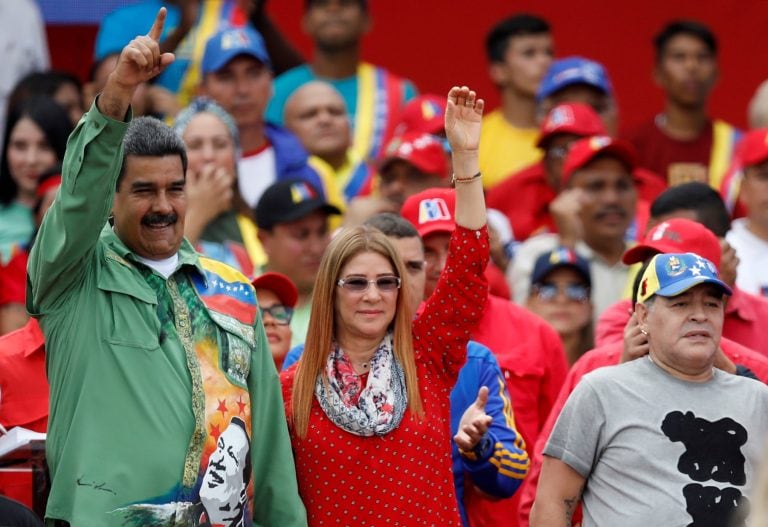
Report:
544,357,768,527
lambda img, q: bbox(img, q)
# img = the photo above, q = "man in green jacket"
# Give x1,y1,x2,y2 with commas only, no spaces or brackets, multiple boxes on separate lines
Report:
26,9,306,527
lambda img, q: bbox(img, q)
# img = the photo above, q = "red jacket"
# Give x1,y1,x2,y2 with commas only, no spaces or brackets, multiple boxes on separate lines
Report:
517,337,768,526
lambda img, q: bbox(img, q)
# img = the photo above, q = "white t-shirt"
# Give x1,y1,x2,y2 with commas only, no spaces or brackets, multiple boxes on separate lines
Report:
726,218,768,297
238,146,277,208
135,253,180,279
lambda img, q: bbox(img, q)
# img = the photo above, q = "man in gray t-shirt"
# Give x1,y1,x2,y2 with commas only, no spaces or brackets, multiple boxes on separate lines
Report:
531,252,768,527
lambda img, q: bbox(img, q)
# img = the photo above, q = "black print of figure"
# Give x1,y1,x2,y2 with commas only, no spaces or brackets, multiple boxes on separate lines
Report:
662,411,747,485
683,484,749,527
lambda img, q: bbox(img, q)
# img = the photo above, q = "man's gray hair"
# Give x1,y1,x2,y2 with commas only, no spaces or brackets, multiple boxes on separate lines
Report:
117,116,188,190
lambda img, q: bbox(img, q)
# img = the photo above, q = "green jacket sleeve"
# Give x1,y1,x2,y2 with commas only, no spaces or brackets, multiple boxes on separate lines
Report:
27,102,129,314
248,312,307,526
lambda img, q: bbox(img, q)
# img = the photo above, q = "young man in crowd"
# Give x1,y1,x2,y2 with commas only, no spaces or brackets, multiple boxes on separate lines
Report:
623,20,741,190
480,14,554,188
255,178,341,346
266,0,417,162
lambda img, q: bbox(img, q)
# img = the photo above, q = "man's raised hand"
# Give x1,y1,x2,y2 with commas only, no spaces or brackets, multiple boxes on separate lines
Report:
99,8,175,119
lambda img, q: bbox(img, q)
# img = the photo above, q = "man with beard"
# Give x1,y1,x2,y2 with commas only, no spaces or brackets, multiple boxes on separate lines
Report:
25,9,305,525
265,0,417,163
510,136,638,320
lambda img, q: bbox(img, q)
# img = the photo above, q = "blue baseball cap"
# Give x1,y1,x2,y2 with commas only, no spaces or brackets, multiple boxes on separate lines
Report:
537,56,613,102
637,253,732,304
531,247,591,287
202,25,271,74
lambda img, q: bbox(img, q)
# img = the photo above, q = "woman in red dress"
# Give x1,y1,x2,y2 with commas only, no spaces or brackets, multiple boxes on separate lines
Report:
280,86,490,525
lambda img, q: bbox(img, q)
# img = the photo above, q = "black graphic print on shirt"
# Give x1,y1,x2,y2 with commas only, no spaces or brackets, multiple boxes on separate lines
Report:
662,410,749,527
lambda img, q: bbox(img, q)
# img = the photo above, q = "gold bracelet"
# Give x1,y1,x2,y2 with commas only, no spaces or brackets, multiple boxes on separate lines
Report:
451,171,482,185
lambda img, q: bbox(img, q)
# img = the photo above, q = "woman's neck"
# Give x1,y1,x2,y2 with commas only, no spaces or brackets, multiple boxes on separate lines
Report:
337,332,383,366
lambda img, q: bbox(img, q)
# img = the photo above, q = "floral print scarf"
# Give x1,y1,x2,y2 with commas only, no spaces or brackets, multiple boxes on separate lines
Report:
315,332,407,437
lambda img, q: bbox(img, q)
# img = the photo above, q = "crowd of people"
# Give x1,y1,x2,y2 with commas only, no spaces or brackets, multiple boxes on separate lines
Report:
1,1,768,526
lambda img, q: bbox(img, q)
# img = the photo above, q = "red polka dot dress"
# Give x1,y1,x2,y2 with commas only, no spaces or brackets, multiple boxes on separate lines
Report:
281,226,489,526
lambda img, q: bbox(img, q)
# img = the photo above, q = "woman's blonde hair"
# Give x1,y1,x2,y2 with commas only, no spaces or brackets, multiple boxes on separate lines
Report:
290,226,422,437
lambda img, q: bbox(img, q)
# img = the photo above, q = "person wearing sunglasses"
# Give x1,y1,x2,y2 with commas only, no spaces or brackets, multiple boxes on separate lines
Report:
280,86,489,526
526,247,594,365
252,272,298,371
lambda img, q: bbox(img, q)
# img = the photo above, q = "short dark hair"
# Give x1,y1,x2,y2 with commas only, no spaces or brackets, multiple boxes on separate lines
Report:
486,14,550,63
654,20,717,61
650,182,730,237
0,96,73,205
118,117,188,191
364,212,420,239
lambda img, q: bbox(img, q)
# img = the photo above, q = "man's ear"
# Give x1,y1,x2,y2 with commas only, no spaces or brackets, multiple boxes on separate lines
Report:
634,301,649,329
488,63,507,87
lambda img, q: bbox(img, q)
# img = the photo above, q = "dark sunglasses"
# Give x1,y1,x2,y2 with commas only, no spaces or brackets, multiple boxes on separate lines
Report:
533,283,591,303
259,304,293,325
337,275,401,293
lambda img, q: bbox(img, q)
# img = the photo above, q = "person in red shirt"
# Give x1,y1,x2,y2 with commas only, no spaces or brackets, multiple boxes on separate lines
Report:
402,189,567,526
280,86,490,526
622,20,741,190
487,102,606,242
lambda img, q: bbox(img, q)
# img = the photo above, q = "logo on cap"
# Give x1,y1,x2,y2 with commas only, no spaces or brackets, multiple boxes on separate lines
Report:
665,255,687,277
547,106,575,130
290,182,316,203
418,198,451,224
589,136,611,151
421,100,439,120
221,29,250,51
650,221,682,243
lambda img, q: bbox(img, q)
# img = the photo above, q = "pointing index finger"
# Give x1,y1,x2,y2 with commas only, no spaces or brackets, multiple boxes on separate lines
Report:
147,7,167,42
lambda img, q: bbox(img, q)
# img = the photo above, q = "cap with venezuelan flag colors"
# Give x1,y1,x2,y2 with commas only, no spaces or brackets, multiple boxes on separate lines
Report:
400,187,456,238
255,179,341,230
636,252,732,304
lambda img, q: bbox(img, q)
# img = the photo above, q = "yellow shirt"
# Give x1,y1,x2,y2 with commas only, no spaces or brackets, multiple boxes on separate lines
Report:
479,109,542,189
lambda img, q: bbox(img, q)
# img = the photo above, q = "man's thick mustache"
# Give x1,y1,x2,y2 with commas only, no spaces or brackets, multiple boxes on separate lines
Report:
142,213,178,226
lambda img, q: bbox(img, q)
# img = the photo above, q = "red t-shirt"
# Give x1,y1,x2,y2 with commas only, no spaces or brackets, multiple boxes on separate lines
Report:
280,226,489,526
516,336,768,526
466,295,569,527
0,319,47,432
623,118,713,184
0,250,28,306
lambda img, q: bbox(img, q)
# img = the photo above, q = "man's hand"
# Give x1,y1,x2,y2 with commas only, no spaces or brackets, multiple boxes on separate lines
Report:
550,188,585,248
720,238,739,287
454,386,493,452
621,311,650,363
99,8,175,120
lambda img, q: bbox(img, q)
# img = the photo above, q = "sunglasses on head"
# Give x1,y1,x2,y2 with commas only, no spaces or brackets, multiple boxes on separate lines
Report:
533,283,591,303
337,275,401,293
259,304,293,325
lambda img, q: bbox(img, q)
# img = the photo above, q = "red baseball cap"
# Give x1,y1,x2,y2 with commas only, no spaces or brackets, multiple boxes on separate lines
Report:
622,218,721,268
251,272,299,308
379,131,449,178
400,187,456,238
536,102,607,148
738,128,768,168
562,135,637,184
392,94,446,137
